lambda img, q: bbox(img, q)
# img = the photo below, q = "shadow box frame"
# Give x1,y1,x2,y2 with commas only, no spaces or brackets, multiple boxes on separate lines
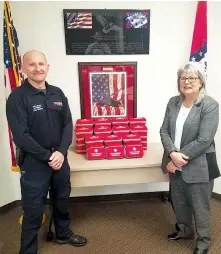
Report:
78,62,137,119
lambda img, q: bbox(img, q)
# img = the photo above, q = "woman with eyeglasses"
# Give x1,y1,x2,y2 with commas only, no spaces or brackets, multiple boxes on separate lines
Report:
160,62,220,254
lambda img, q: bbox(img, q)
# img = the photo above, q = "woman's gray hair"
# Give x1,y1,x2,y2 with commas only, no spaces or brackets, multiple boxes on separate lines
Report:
177,61,207,102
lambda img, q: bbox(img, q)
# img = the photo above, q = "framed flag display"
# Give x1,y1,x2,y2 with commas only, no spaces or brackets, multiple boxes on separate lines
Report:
63,9,150,55
78,62,137,118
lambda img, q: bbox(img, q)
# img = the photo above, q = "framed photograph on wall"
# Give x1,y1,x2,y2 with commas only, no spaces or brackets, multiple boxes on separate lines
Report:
63,9,150,55
78,62,137,118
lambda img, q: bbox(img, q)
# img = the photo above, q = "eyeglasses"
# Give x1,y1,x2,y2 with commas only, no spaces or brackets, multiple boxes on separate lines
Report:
179,77,199,83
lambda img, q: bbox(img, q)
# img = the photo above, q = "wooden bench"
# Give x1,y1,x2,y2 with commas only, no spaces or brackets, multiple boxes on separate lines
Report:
68,143,169,189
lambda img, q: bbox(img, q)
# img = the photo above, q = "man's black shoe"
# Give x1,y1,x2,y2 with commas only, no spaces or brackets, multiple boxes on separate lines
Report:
168,232,194,241
193,248,208,254
56,234,87,247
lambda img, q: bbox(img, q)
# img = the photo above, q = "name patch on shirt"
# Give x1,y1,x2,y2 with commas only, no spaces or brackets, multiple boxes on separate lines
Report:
32,104,43,112
53,101,63,107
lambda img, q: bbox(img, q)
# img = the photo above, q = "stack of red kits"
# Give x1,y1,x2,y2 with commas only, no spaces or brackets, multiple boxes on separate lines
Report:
75,137,86,154
85,135,104,148
130,125,148,150
94,125,112,138
94,118,111,127
129,117,148,150
104,134,122,147
104,134,124,159
85,134,106,159
75,124,93,154
105,146,125,159
112,125,130,137
112,117,128,127
76,119,94,127
87,147,106,160
123,134,143,158
129,117,146,125
125,144,144,158
122,134,141,146
74,116,148,158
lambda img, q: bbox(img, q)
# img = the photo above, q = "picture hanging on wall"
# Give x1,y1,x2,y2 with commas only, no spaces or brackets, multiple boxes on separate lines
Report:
63,9,150,55
78,62,137,118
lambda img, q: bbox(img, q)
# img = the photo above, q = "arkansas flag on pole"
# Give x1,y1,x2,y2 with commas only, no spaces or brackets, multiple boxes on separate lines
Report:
189,1,207,75
4,1,24,172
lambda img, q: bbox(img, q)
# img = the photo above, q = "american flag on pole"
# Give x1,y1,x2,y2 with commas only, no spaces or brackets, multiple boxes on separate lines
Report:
4,1,24,172
190,1,207,76
90,72,126,117
67,12,92,29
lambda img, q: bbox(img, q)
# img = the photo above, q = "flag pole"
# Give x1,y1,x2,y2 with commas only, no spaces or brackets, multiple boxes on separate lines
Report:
4,0,47,226
189,1,207,76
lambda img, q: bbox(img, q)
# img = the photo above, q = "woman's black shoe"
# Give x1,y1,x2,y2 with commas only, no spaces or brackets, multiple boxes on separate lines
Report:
168,232,194,241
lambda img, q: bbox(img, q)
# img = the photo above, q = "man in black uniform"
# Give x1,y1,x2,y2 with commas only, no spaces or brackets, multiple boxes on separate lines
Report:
6,50,87,254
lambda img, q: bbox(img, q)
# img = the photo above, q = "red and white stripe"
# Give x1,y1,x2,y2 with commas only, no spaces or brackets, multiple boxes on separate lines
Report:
68,12,92,29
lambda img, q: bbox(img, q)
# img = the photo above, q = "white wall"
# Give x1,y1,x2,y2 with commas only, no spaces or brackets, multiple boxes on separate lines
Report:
1,1,221,205
207,2,221,194
10,1,197,143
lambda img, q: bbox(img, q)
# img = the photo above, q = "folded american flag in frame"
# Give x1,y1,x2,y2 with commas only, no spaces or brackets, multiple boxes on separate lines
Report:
90,72,127,117
78,62,137,119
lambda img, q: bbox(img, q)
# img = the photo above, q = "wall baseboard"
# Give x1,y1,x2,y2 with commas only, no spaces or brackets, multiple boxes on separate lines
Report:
1,191,220,213
68,191,167,204
0,192,167,213
212,192,221,202
0,200,20,214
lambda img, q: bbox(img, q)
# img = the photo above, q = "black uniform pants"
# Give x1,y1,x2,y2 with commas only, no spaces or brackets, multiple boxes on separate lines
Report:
19,154,72,254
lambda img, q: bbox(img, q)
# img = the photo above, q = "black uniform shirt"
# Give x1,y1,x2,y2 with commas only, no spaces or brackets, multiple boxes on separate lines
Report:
6,79,73,162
